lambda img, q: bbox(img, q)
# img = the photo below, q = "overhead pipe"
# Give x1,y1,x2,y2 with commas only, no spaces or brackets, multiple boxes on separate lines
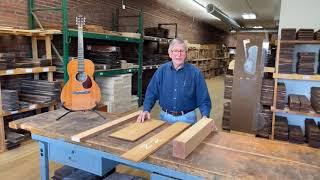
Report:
206,4,241,30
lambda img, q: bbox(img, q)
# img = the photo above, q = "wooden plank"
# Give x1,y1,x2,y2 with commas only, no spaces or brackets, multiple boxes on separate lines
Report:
31,36,38,63
0,66,56,76
45,35,52,61
109,119,165,141
71,111,141,142
172,118,213,159
273,73,320,81
121,122,190,162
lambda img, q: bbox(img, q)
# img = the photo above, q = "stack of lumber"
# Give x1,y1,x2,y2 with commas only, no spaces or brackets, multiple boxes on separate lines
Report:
256,107,272,138
278,43,294,73
260,79,274,106
5,131,25,150
297,52,315,75
288,125,305,144
311,87,320,113
1,90,20,111
0,53,51,69
0,53,15,69
276,82,286,109
315,30,320,40
0,75,31,92
288,94,311,112
96,74,138,113
274,116,289,141
297,29,314,40
87,45,121,69
281,28,296,40
144,27,169,38
222,102,231,130
224,75,233,99
19,79,61,104
298,95,312,112
305,118,320,148
143,53,169,66
288,94,300,111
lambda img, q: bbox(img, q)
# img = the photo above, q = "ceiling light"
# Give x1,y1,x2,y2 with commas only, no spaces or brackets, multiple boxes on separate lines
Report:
192,0,220,21
252,26,263,29
242,13,256,19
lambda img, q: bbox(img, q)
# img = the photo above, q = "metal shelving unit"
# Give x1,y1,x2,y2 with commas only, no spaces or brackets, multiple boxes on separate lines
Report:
28,0,144,105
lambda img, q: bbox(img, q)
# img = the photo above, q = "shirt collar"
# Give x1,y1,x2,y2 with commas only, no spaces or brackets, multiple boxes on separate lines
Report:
170,61,185,71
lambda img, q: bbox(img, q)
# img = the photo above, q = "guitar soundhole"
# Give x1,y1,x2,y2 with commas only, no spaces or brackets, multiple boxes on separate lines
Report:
76,72,87,82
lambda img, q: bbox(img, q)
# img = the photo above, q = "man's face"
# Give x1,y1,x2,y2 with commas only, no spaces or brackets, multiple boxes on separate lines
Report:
169,43,187,67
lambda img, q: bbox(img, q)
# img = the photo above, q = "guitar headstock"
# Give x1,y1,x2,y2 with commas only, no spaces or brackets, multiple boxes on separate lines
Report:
76,15,86,28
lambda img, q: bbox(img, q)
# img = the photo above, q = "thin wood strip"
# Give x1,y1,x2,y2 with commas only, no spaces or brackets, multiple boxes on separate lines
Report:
109,119,165,141
71,111,141,142
121,122,190,162
173,118,213,159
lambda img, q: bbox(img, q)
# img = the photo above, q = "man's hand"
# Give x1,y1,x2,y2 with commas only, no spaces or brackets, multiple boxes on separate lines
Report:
136,111,151,123
203,116,218,132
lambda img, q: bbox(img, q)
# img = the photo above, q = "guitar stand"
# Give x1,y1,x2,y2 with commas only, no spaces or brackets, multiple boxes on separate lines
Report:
56,106,106,121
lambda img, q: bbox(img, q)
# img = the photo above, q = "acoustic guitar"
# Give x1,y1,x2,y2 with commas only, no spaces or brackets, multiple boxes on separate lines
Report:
60,16,101,111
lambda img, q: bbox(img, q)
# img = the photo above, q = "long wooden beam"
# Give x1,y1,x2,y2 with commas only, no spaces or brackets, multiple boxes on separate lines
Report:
173,118,213,159
71,111,141,142
121,122,190,162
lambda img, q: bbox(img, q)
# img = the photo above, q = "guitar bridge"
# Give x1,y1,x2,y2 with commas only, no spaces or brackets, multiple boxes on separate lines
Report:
72,90,91,94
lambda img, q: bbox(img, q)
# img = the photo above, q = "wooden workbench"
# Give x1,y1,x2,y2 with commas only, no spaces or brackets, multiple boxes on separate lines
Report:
9,109,320,179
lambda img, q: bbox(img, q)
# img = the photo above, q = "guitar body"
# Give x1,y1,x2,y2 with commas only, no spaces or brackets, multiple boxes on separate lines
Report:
60,58,101,111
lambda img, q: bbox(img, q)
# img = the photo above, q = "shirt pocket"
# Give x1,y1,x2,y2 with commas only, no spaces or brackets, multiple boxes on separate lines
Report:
183,81,194,98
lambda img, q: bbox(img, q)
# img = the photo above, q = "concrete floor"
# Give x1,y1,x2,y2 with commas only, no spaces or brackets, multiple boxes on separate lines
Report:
0,76,225,180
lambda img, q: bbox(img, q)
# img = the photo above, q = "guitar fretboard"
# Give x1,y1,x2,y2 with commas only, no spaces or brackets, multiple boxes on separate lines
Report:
78,26,84,73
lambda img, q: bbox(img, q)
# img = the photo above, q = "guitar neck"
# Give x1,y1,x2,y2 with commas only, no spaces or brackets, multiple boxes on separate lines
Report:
78,26,84,73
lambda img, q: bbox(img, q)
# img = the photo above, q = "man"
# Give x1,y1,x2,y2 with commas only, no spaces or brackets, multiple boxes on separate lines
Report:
137,38,212,124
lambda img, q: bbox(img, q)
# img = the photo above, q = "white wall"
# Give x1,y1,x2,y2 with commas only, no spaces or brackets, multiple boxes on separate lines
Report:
279,0,320,31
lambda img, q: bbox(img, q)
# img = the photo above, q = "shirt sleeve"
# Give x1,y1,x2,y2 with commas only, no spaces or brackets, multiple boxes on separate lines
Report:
143,69,160,112
196,71,212,117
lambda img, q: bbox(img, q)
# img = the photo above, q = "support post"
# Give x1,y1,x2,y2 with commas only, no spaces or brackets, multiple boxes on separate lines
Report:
38,141,49,180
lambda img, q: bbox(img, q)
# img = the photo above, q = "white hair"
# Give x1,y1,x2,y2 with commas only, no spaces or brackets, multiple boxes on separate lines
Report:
168,38,188,53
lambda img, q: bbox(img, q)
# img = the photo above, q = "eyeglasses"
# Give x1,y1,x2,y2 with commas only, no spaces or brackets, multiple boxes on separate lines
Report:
171,49,186,54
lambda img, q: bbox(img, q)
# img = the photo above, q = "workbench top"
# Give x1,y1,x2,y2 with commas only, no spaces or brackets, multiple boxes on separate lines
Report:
9,109,320,179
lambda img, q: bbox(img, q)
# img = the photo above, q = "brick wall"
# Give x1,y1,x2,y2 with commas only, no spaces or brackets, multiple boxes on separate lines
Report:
0,0,226,43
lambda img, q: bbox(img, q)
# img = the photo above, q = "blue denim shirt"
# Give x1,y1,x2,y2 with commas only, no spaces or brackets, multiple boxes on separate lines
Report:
143,61,211,117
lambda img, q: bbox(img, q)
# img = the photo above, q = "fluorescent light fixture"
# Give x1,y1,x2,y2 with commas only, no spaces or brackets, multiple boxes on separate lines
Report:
242,13,256,19
252,26,263,29
192,0,221,21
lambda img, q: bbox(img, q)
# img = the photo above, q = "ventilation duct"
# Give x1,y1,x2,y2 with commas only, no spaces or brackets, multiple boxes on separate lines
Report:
206,4,241,30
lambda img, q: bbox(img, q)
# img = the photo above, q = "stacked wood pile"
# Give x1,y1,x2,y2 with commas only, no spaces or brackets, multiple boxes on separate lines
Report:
256,107,272,138
311,87,320,113
224,75,233,99
296,29,314,40
278,43,294,73
19,79,61,104
305,118,320,148
260,79,274,106
297,52,315,75
288,125,305,144
274,116,289,141
222,102,231,131
281,28,296,40
276,83,286,109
